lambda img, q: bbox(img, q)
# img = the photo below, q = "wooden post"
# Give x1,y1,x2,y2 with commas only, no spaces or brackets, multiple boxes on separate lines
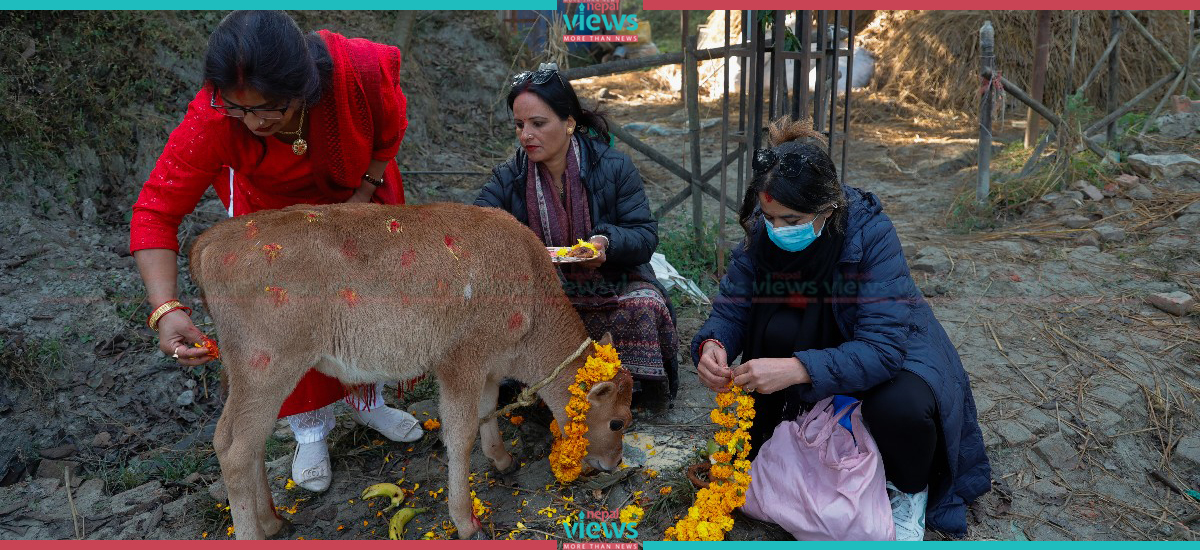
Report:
978,20,995,206
1067,12,1080,100
719,10,731,278
1076,28,1123,96
1107,11,1120,143
1025,11,1051,148
685,35,704,247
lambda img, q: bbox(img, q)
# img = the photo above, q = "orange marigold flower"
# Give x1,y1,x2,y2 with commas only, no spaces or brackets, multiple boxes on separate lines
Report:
509,415,524,426
423,419,441,430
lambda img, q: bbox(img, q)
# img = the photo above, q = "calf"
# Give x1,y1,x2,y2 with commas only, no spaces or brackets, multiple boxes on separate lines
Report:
189,202,633,539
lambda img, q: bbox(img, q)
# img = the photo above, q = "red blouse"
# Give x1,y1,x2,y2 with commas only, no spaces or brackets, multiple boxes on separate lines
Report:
130,30,408,253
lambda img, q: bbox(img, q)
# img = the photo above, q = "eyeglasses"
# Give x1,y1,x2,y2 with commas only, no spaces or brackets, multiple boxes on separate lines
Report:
511,68,565,90
210,91,290,121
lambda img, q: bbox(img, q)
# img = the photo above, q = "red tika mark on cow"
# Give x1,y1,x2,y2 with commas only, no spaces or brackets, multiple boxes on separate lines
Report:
222,252,237,266
443,234,462,260
250,352,271,371
264,286,288,306
387,218,402,233
262,243,283,264
436,280,449,293
508,312,524,331
339,288,360,308
244,220,259,239
401,249,416,268
305,211,322,223
341,238,358,261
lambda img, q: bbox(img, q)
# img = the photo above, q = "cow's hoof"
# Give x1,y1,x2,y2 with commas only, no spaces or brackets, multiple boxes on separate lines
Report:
267,518,295,540
494,459,519,476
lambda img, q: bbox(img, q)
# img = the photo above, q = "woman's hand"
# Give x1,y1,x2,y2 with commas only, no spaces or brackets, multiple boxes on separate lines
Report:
696,340,732,392
158,311,213,367
577,236,608,269
732,357,809,394
346,182,377,203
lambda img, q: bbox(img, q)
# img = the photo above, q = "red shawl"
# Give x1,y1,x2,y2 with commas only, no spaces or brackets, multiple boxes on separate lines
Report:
130,30,408,253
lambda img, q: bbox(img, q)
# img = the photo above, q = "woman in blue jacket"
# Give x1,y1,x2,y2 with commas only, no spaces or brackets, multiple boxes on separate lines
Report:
693,118,990,539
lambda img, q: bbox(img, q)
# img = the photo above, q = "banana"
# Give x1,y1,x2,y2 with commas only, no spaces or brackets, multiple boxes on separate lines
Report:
361,482,405,511
388,507,428,540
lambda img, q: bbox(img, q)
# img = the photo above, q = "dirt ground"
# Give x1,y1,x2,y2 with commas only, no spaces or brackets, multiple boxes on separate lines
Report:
3,14,1200,542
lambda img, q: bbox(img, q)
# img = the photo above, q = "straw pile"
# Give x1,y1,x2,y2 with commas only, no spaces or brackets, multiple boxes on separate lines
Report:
858,11,1192,114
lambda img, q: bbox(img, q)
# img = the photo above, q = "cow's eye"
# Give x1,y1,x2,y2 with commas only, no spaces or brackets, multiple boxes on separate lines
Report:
609,419,625,431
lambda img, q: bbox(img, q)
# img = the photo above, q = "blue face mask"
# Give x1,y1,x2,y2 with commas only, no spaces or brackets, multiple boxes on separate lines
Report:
764,216,823,252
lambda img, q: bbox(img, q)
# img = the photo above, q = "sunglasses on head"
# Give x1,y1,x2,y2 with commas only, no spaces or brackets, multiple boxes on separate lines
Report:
511,67,565,90
752,148,814,179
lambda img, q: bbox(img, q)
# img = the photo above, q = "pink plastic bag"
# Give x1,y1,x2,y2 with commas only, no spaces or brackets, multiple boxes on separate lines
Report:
741,396,895,541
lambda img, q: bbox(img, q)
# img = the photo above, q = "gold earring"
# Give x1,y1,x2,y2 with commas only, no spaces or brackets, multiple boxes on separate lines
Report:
568,127,575,134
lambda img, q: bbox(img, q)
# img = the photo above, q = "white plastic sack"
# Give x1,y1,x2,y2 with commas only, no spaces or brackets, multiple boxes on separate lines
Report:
650,252,710,305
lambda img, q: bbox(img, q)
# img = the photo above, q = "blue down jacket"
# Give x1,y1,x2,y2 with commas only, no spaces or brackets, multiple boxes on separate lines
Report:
692,185,991,536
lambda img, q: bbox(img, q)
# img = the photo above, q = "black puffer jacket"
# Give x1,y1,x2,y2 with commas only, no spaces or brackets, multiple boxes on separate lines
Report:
475,136,659,292
476,136,678,396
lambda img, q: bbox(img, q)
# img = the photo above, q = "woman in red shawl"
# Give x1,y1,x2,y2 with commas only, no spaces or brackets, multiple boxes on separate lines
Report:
130,11,422,493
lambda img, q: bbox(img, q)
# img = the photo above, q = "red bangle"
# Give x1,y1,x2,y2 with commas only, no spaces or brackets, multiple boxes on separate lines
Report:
699,339,725,354
147,299,192,331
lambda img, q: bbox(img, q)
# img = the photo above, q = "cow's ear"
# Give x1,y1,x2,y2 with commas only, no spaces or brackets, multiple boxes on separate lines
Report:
587,381,615,404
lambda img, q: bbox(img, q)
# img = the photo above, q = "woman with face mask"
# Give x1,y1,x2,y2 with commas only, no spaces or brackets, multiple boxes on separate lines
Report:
129,11,422,494
475,64,679,401
692,117,990,540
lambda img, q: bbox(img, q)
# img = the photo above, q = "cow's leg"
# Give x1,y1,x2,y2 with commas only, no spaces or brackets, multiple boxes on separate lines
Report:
435,355,489,539
478,376,515,474
215,371,292,540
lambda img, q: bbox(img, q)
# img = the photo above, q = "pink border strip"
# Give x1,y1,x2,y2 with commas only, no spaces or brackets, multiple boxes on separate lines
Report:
642,3,1198,9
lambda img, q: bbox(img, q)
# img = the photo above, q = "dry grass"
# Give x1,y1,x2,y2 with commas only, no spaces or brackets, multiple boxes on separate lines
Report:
859,11,1192,115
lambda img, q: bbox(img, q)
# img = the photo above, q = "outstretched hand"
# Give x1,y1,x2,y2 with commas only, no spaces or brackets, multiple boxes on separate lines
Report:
157,311,212,367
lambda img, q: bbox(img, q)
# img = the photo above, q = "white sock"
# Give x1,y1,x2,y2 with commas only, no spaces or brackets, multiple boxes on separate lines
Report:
287,404,335,444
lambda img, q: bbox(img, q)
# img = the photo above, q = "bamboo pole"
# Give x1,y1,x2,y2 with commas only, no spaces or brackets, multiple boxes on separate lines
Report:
1107,11,1120,143
1120,10,1200,97
1084,69,1178,137
686,34,704,247
983,68,1109,158
1075,28,1123,97
1026,10,1052,149
978,20,995,206
1067,12,1080,101
718,9,732,278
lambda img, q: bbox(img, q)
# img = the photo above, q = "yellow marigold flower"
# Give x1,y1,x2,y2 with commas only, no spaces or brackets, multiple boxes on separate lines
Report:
423,418,441,430
715,391,735,408
659,486,672,496
714,431,733,446
619,505,644,524
710,451,732,464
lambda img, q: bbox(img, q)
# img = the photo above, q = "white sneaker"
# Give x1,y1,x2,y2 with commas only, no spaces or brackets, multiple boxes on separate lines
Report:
349,406,424,443
887,481,928,541
291,441,332,493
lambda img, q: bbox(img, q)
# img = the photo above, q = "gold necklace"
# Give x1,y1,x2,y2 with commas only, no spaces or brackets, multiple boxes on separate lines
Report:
275,107,308,155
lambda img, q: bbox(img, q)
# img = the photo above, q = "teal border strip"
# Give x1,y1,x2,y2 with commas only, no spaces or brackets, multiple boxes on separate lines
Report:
0,2,557,9
645,543,1200,547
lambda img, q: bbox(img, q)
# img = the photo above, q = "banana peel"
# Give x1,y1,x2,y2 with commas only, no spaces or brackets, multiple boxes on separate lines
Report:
361,482,405,511
388,507,428,540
